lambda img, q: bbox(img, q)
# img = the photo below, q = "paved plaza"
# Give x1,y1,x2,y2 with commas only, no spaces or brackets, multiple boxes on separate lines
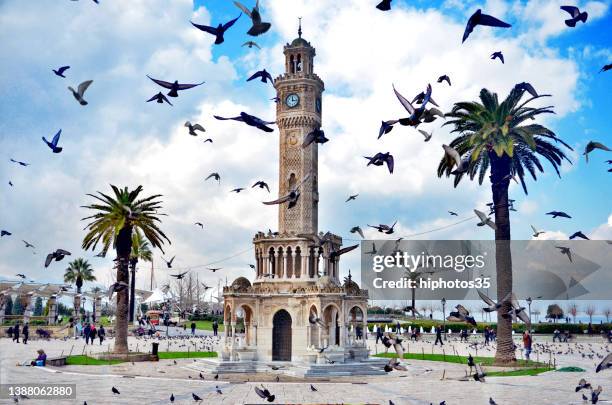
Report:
0,333,609,404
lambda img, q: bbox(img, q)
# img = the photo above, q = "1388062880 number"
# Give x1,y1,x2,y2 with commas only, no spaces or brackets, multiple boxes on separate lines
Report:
0,384,76,399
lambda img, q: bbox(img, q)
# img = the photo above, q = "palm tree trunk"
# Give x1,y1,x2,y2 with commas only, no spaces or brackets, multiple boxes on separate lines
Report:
489,152,515,364
129,260,137,324
114,226,133,354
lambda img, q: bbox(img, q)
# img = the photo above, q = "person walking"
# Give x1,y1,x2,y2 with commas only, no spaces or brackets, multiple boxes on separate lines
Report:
98,324,105,345
484,327,490,346
376,327,384,344
523,331,532,361
212,320,218,337
90,324,97,345
434,325,443,346
13,323,20,343
7,326,13,340
83,323,91,345
191,322,196,336
22,323,29,344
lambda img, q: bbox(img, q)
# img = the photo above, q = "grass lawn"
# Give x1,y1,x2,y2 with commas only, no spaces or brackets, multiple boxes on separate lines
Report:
487,368,553,377
192,320,224,332
375,352,548,368
65,351,217,365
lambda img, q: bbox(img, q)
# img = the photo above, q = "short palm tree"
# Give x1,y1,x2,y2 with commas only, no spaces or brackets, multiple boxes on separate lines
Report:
64,258,96,294
129,229,153,323
438,86,572,364
81,185,170,354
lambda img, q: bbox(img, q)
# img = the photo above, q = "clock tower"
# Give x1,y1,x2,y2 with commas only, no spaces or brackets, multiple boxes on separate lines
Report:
273,26,324,236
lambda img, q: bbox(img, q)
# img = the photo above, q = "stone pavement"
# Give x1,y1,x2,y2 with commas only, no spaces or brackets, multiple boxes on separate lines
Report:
0,334,610,404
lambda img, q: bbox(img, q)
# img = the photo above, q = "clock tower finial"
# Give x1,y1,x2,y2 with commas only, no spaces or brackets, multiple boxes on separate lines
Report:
298,17,302,38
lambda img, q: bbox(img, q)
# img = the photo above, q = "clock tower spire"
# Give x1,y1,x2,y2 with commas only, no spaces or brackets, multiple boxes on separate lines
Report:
273,29,324,236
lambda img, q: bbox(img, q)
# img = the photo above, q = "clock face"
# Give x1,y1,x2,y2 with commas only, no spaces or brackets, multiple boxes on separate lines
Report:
285,93,299,108
315,97,321,113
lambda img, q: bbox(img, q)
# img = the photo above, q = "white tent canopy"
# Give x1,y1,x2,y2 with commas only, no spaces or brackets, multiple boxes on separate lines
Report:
142,288,171,304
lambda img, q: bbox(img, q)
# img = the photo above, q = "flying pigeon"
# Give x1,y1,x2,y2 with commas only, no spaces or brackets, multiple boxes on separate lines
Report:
246,68,273,84
478,290,511,313
254,385,275,402
491,51,504,64
462,9,511,43
531,225,545,237
442,144,469,174
350,226,365,238
376,0,392,11
16,273,26,279
546,211,572,219
230,187,245,193
263,173,311,209
146,92,172,106
474,209,497,230
234,1,271,36
252,181,270,192
514,82,548,98
163,256,175,268
364,152,394,174
191,14,241,44
108,281,128,299
345,194,359,202
147,76,204,97
68,80,93,105
242,41,261,49
214,112,275,132
378,120,398,139
583,141,611,162
52,66,70,78
42,129,63,153
185,121,205,136
10,159,30,166
569,231,589,240
195,222,204,228
22,240,35,248
303,128,329,147
560,6,588,27
600,64,612,73
437,75,451,86
596,352,612,372
205,173,221,183
418,129,432,142
44,249,71,267
555,246,572,262
368,221,397,234
170,271,189,280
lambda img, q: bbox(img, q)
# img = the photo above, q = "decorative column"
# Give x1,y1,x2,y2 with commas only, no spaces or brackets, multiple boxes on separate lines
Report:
287,250,294,279
305,249,312,279
94,295,102,323
263,253,269,277
73,294,81,321
283,250,289,279
47,295,58,325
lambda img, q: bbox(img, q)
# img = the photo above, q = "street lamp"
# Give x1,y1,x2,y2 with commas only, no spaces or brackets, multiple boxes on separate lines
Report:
526,297,533,331
441,297,447,341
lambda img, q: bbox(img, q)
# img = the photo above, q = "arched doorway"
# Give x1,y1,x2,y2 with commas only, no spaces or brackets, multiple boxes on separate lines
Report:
272,309,292,361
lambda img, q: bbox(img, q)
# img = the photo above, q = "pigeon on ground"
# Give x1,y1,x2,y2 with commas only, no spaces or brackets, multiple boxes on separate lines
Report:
575,378,592,392
234,1,271,36
42,129,63,153
191,14,241,44
146,92,172,105
247,68,273,84
44,249,71,267
185,121,205,136
214,112,275,132
147,76,204,98
437,75,451,86
111,387,120,395
364,152,394,173
346,194,359,202
491,51,504,63
52,66,70,78
252,181,270,192
263,173,311,209
591,386,602,404
68,80,93,105
242,41,261,49
474,209,497,230
560,6,588,27
303,128,328,147
376,0,392,11
462,9,511,43
583,141,611,162
192,392,203,401
254,385,275,402
546,211,572,219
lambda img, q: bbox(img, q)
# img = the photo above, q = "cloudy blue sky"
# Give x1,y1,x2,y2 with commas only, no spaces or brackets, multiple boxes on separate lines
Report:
0,0,610,310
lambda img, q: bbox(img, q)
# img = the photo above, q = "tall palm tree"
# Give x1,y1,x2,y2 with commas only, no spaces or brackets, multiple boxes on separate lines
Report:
64,258,96,294
81,185,170,354
438,86,572,364
129,229,153,323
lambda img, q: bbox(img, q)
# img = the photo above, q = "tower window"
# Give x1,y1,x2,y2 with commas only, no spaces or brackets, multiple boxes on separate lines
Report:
290,55,295,74
296,54,302,72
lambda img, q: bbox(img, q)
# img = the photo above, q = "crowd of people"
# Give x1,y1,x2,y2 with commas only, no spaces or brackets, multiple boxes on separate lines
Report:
6,322,29,344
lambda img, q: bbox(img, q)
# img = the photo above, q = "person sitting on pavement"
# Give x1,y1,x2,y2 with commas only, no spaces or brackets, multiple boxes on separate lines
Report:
30,349,47,366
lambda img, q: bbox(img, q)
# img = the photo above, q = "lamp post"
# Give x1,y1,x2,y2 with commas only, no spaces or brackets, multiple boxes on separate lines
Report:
526,297,533,331
441,297,446,341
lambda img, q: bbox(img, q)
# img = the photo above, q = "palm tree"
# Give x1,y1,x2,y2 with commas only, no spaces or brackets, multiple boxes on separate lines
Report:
438,86,572,364
64,258,97,293
129,229,153,323
81,185,170,354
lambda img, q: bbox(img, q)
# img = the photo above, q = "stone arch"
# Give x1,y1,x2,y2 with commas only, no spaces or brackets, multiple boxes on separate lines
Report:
272,309,292,361
322,303,342,346
238,303,255,346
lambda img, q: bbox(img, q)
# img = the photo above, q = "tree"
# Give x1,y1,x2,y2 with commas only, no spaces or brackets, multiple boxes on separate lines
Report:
603,307,611,324
438,87,571,363
567,302,579,323
64,258,96,294
546,304,564,323
129,229,153,323
81,185,170,354
33,297,43,316
12,297,24,315
585,306,596,325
